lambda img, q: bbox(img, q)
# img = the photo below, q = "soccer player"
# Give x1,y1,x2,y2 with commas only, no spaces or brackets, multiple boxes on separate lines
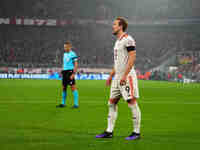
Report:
56,41,79,108
96,17,141,140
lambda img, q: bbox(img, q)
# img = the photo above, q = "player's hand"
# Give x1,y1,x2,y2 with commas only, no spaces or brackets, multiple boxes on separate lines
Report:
70,73,75,80
120,75,127,86
106,76,112,86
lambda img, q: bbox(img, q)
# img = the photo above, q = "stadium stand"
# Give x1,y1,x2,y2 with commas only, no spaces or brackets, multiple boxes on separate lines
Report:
0,0,200,81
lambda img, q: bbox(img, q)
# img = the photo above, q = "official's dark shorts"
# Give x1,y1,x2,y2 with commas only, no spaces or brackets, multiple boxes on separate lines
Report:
62,70,75,87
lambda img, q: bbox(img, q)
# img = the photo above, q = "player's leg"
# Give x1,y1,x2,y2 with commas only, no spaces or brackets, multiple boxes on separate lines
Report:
120,75,141,140
126,99,141,140
70,84,79,108
61,85,67,105
106,98,120,132
96,79,120,138
69,76,79,108
96,97,120,138
57,71,67,107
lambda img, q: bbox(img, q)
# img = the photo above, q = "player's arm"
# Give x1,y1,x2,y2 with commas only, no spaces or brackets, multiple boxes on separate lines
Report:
70,54,78,79
70,60,78,80
73,60,78,74
124,50,136,76
106,68,115,86
109,68,115,78
120,48,136,86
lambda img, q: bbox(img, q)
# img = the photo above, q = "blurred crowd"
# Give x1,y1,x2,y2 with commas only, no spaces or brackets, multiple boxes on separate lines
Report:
1,0,200,21
0,0,200,83
0,24,200,71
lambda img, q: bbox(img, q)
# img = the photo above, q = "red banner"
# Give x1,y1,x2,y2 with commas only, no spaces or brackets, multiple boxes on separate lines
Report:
0,17,107,26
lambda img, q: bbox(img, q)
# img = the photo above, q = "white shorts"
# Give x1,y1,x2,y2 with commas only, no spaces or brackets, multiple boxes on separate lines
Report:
110,70,139,101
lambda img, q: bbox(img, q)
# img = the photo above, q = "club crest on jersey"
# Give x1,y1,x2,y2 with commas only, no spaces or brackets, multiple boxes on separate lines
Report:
66,58,70,62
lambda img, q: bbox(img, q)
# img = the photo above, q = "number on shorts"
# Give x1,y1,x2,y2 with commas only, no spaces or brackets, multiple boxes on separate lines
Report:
125,86,131,97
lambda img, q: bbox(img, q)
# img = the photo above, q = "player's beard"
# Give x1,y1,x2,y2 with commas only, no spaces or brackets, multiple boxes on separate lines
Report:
112,29,120,36
65,49,70,52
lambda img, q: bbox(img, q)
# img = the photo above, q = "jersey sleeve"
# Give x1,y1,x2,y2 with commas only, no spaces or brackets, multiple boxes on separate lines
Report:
72,52,78,62
125,36,136,52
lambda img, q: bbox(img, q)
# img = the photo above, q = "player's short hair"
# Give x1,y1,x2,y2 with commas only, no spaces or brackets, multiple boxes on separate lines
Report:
116,17,128,32
65,41,72,45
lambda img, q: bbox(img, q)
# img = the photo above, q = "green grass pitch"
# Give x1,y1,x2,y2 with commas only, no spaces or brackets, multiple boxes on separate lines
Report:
0,79,200,150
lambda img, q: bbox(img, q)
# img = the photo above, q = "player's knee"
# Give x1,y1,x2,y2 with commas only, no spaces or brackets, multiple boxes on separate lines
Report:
127,98,137,105
63,86,66,91
109,98,119,105
71,85,76,91
109,99,113,104
108,101,118,112
108,101,115,108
